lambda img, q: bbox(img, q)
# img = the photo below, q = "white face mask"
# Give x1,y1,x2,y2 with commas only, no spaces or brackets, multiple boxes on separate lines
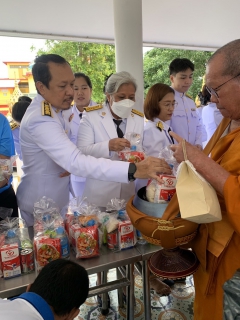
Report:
111,99,135,119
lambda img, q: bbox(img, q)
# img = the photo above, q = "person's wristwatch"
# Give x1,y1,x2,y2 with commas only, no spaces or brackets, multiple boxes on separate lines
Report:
128,163,137,181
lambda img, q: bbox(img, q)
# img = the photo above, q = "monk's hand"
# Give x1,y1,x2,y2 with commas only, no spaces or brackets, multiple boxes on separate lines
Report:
109,138,131,151
59,171,70,178
170,132,203,163
134,156,172,182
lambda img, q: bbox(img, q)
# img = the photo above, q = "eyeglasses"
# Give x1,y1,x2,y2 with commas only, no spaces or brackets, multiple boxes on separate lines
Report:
206,73,240,98
161,102,178,109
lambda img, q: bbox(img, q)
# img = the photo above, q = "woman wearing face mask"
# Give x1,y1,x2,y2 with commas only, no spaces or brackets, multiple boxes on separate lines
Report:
77,71,144,207
70,72,97,198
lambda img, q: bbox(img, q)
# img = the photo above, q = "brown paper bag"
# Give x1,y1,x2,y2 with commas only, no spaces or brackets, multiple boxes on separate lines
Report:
176,140,222,224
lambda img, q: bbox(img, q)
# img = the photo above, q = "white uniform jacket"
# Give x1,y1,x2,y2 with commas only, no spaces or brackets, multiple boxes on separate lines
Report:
168,90,202,145
17,95,129,226
70,101,97,193
202,102,223,146
142,118,174,157
135,118,173,192
77,103,144,206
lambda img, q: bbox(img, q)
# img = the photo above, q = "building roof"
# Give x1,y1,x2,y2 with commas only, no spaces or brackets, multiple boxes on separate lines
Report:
3,61,30,65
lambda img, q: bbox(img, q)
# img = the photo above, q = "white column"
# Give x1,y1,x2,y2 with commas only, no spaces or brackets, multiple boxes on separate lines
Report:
113,0,144,111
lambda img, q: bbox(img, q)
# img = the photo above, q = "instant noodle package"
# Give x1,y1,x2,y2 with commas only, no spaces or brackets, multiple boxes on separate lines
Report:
69,202,100,259
33,197,69,272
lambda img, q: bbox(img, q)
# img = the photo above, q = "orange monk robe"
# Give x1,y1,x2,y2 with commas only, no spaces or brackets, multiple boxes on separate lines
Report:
193,117,240,320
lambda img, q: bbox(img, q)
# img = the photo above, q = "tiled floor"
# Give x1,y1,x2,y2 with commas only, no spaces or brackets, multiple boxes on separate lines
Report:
77,269,194,320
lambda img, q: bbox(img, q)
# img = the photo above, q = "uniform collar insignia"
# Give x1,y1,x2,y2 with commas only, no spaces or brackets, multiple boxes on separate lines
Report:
41,100,53,117
156,121,164,131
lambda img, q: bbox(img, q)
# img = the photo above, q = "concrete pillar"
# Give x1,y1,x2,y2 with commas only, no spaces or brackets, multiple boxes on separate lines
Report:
113,0,144,111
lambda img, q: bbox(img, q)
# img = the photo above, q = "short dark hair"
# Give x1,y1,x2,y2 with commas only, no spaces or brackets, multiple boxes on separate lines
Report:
169,58,194,75
29,259,89,316
12,101,31,123
198,84,211,106
32,54,68,93
74,72,92,88
18,96,32,103
144,83,174,121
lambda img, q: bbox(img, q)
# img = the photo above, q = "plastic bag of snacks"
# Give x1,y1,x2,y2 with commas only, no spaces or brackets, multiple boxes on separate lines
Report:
33,197,69,272
63,197,88,236
69,203,100,259
118,132,145,163
0,217,34,278
106,198,136,251
146,146,178,203
0,155,18,181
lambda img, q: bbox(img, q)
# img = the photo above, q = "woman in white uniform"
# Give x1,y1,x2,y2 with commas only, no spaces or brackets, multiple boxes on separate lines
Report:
135,83,176,192
136,83,177,295
70,73,97,198
77,71,144,207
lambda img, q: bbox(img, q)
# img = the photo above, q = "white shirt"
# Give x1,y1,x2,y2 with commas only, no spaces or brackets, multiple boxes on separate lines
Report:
168,90,202,145
202,102,223,146
0,292,54,320
17,94,129,226
77,103,144,206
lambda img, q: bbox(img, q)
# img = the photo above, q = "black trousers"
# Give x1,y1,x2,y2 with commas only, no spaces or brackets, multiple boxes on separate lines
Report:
0,185,18,220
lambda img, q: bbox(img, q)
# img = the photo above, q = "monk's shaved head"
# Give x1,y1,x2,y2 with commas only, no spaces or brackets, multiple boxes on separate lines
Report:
208,39,240,77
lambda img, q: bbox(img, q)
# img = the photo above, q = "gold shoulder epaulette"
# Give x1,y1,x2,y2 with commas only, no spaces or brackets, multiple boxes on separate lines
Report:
185,93,194,100
84,105,103,112
10,120,19,130
42,101,53,117
156,121,164,131
131,109,144,117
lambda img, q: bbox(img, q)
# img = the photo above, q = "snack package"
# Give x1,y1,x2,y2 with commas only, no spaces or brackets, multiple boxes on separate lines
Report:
69,202,100,258
0,217,33,277
0,155,18,181
118,220,136,250
62,197,88,235
70,224,99,259
146,146,178,203
33,197,69,272
34,236,61,272
118,132,146,163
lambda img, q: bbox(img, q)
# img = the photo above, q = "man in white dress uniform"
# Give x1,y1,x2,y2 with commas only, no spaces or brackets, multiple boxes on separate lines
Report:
16,54,172,227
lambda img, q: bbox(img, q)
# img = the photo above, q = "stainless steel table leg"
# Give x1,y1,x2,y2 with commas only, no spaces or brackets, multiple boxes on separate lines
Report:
101,270,109,315
142,260,151,319
117,267,124,308
126,263,135,320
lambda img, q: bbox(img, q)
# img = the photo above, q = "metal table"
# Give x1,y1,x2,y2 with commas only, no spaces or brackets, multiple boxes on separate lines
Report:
136,243,161,320
0,245,141,320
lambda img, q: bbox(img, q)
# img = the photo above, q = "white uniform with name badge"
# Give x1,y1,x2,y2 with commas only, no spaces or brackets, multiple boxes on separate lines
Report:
77,103,144,206
168,90,202,145
70,101,97,197
17,94,129,226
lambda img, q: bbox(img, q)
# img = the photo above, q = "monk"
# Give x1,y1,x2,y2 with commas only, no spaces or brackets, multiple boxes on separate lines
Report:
170,39,240,320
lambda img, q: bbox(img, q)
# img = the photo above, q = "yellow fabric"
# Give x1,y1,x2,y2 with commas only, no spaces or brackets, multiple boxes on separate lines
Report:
193,117,240,320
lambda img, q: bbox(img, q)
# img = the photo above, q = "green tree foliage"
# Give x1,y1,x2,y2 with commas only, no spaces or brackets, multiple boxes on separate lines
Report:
35,40,116,103
143,48,213,101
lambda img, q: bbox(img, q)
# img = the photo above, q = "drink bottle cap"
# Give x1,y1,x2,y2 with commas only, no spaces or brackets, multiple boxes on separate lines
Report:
7,230,16,238
56,226,64,234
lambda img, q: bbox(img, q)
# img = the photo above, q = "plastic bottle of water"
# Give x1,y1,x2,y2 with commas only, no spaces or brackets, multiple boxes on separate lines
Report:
5,230,21,248
56,226,70,259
